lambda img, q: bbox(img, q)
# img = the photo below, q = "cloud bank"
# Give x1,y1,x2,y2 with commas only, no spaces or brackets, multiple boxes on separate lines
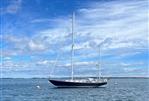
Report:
1,0,148,78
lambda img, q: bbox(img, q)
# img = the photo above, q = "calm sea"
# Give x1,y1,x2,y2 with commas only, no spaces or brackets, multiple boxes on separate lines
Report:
1,78,149,101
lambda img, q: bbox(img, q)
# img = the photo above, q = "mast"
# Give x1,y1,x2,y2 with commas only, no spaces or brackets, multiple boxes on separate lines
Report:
98,45,101,80
71,12,75,80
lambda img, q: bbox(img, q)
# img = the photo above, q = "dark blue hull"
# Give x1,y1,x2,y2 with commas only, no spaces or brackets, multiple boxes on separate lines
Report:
49,79,107,87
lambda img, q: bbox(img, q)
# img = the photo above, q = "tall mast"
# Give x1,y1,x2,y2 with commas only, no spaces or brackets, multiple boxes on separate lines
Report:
71,12,75,80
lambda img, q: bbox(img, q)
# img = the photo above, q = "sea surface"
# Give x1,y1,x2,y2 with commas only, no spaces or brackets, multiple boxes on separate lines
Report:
1,78,149,101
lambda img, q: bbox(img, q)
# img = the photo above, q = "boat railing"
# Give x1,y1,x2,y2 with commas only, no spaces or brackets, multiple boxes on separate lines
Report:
65,78,107,83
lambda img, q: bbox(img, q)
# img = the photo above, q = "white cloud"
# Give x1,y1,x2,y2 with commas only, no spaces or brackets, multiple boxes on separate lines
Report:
58,61,96,67
1,59,24,69
2,34,50,56
36,60,55,65
75,0,148,50
120,62,145,67
28,40,46,51
3,57,11,60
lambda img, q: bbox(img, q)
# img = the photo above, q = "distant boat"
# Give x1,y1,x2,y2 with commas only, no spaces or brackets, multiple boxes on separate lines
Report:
49,12,107,87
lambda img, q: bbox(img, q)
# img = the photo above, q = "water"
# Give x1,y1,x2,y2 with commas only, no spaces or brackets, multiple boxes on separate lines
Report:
1,78,149,101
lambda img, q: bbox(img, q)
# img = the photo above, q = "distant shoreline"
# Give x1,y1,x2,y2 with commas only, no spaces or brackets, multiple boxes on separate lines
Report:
1,77,149,79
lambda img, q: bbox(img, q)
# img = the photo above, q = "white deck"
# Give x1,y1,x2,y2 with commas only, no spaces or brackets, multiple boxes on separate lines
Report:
65,78,107,83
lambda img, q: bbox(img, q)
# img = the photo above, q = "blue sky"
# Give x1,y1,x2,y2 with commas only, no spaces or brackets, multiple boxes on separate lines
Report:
1,0,148,78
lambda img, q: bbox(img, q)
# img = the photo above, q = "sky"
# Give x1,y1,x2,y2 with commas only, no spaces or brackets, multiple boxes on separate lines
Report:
0,0,148,78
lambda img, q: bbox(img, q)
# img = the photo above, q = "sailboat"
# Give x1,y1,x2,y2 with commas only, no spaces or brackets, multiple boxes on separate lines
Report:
49,12,107,87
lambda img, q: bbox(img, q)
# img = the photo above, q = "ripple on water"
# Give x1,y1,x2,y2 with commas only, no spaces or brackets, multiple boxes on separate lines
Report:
1,78,149,101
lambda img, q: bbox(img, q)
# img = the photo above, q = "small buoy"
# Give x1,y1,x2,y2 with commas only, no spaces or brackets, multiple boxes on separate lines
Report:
36,85,41,89
114,82,118,85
